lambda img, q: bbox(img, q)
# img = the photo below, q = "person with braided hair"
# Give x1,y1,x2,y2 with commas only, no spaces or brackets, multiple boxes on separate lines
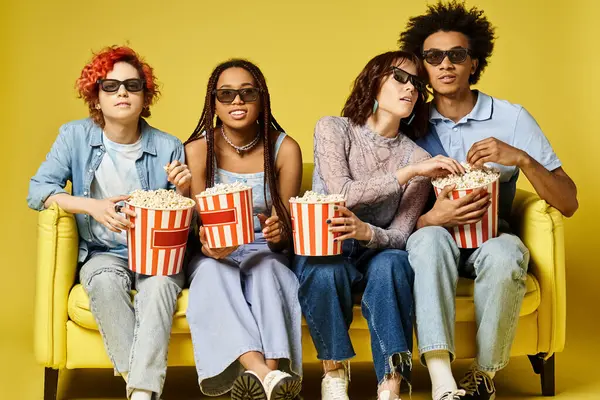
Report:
184,59,303,400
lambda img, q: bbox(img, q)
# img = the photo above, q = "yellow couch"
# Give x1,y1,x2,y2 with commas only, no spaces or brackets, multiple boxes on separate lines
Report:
35,164,564,399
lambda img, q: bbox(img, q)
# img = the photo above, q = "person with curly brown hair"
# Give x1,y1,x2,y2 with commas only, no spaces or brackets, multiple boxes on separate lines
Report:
27,46,191,400
399,2,578,400
293,50,462,400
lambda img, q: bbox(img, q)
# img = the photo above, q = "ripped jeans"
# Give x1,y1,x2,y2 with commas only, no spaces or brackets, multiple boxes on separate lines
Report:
80,253,184,398
406,227,529,372
293,240,414,384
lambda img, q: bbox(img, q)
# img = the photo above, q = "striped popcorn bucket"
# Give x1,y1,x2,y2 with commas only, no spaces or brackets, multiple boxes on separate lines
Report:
196,188,255,249
124,203,194,276
289,200,345,256
433,178,500,248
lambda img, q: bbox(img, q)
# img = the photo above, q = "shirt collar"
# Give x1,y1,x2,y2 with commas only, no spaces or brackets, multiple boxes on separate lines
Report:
89,118,156,155
429,90,493,123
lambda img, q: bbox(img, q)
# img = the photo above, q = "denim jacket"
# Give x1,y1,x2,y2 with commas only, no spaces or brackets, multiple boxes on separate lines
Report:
27,118,185,262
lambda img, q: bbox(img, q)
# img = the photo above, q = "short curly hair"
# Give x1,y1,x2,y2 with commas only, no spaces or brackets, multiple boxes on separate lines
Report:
76,46,160,127
399,0,496,84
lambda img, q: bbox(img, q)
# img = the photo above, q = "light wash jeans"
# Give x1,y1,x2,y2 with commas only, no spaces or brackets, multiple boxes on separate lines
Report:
186,238,302,397
80,253,184,398
406,226,529,372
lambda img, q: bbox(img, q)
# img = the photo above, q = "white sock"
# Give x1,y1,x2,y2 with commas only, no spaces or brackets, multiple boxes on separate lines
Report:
425,351,457,400
130,389,153,400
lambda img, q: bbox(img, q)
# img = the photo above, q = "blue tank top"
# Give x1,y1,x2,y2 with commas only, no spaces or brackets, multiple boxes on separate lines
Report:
214,132,287,232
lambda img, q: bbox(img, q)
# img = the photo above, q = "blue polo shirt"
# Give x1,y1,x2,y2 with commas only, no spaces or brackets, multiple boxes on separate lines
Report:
416,91,562,224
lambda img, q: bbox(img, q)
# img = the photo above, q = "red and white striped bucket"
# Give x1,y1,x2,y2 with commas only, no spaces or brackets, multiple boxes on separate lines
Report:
196,188,255,249
125,203,194,276
433,179,500,248
289,200,345,256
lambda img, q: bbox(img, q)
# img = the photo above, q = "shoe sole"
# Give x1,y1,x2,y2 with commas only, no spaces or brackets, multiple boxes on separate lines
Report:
269,376,302,400
231,373,267,400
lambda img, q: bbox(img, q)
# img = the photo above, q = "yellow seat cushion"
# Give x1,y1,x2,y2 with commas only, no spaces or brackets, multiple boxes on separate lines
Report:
68,273,540,332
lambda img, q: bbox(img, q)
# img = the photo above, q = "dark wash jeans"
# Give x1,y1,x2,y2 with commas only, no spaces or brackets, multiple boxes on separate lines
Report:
293,239,414,383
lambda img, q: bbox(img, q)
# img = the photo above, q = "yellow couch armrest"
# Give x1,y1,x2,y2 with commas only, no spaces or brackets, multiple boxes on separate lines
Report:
511,189,566,356
35,203,79,368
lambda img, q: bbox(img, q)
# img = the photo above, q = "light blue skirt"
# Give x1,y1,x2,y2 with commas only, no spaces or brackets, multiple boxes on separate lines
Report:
186,235,303,396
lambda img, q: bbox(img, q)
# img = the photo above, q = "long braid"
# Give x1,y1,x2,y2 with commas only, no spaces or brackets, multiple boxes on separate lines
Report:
241,62,292,244
186,59,292,244
186,66,227,187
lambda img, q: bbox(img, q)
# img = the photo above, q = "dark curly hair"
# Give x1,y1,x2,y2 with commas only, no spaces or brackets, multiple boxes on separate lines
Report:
399,0,496,84
185,59,291,241
341,50,429,140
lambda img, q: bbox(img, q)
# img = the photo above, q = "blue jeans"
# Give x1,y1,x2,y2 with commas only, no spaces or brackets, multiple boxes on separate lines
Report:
79,253,184,398
406,227,529,372
293,239,414,383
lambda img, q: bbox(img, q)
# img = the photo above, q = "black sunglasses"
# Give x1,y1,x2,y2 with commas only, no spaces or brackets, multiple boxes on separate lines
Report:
391,66,427,93
214,88,261,104
422,48,472,66
97,78,145,93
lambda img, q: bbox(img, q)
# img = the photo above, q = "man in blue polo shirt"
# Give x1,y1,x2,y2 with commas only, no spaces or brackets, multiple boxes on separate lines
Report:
399,2,578,400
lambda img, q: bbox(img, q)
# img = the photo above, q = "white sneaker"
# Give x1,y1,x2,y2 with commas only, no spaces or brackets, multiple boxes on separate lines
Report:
378,389,401,400
321,369,349,400
231,371,267,400
263,370,302,400
438,389,467,400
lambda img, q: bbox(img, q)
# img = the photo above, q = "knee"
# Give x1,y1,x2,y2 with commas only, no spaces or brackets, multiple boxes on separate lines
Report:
85,269,130,296
479,235,529,270
477,236,529,283
140,276,180,300
297,259,351,294
247,252,289,276
369,250,413,284
407,227,458,276
407,227,456,255
188,256,227,285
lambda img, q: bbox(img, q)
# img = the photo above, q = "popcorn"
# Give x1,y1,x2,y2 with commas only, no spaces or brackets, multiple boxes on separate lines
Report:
196,183,255,248
289,191,345,256
432,163,500,190
127,189,195,210
197,181,252,197
290,191,346,204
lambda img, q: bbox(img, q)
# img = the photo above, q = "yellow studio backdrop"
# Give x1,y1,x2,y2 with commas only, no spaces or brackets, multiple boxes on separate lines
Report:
1,0,598,398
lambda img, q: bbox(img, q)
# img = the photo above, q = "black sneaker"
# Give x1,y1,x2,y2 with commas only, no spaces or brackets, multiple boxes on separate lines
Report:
458,368,496,400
